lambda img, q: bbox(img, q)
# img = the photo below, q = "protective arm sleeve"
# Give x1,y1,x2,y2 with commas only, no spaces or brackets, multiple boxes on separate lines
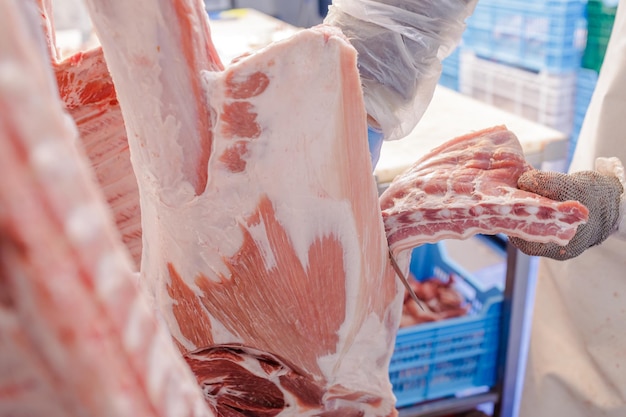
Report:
324,0,478,143
509,157,626,260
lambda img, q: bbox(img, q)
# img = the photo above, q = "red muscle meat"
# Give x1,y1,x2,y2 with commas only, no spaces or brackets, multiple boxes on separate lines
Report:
381,125,589,255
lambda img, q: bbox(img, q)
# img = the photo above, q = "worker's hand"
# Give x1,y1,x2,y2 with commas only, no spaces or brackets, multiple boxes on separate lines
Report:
509,159,625,260
324,0,479,141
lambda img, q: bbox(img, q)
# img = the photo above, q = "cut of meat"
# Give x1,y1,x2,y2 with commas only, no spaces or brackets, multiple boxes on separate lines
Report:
35,0,144,269
85,0,401,416
0,2,212,416
54,49,144,268
34,0,143,269
184,345,333,417
380,125,589,255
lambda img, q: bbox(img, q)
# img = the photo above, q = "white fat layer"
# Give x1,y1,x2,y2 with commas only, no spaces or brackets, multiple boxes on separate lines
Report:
30,139,79,179
64,203,105,245
205,31,363,274
123,296,150,352
95,251,128,300
247,219,278,271
146,328,169,402
0,61,28,93
85,0,203,199
319,301,402,391
498,205,512,215
208,315,244,344
525,205,540,215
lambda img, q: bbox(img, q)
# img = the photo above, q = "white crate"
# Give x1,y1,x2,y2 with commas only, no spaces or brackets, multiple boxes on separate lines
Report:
459,52,576,134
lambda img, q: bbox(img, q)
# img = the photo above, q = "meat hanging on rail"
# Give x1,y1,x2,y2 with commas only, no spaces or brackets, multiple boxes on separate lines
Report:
0,1,588,416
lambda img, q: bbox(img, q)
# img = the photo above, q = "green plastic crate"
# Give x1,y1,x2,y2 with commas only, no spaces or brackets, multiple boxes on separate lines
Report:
586,0,618,17
583,34,611,72
582,0,617,72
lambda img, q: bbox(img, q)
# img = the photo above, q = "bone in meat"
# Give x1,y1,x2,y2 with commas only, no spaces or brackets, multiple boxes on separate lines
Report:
0,2,212,416
84,0,402,414
54,49,145,269
380,125,589,256
32,0,144,269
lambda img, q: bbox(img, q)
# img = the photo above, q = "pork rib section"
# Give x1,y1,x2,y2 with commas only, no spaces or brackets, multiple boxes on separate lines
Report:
32,0,144,269
380,125,589,255
0,2,212,416
85,0,401,415
54,48,145,268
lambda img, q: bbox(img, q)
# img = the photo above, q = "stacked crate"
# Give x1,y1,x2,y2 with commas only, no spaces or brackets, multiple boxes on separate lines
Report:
439,48,461,91
460,53,577,134
459,0,587,160
569,0,617,166
582,0,618,72
462,0,587,72
570,69,598,164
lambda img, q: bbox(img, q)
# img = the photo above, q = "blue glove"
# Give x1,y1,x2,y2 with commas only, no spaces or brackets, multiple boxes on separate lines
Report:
368,126,384,169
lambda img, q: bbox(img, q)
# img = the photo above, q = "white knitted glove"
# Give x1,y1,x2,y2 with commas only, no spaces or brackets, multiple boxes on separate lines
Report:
509,158,626,260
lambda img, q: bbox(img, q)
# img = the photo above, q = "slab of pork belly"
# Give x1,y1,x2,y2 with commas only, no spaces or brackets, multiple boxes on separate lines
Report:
84,0,402,415
381,125,589,256
0,2,212,416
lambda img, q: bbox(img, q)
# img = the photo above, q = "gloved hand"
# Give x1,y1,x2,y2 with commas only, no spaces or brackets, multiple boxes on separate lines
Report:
325,0,479,141
509,158,626,260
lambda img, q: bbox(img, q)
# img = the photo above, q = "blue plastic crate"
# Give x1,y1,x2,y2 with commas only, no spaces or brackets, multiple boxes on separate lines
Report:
439,72,459,91
439,49,461,91
569,68,599,166
390,242,503,408
463,0,586,72
575,68,599,110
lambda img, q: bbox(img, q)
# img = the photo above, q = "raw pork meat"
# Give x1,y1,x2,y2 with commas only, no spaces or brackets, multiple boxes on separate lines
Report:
380,126,589,255
55,49,144,268
33,0,144,268
84,0,400,415
0,1,212,416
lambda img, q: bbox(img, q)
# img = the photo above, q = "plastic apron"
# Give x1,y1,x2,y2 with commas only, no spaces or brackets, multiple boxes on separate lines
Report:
519,1,626,416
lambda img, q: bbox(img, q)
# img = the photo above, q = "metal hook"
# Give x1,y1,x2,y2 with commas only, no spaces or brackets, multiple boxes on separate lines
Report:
389,250,425,311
